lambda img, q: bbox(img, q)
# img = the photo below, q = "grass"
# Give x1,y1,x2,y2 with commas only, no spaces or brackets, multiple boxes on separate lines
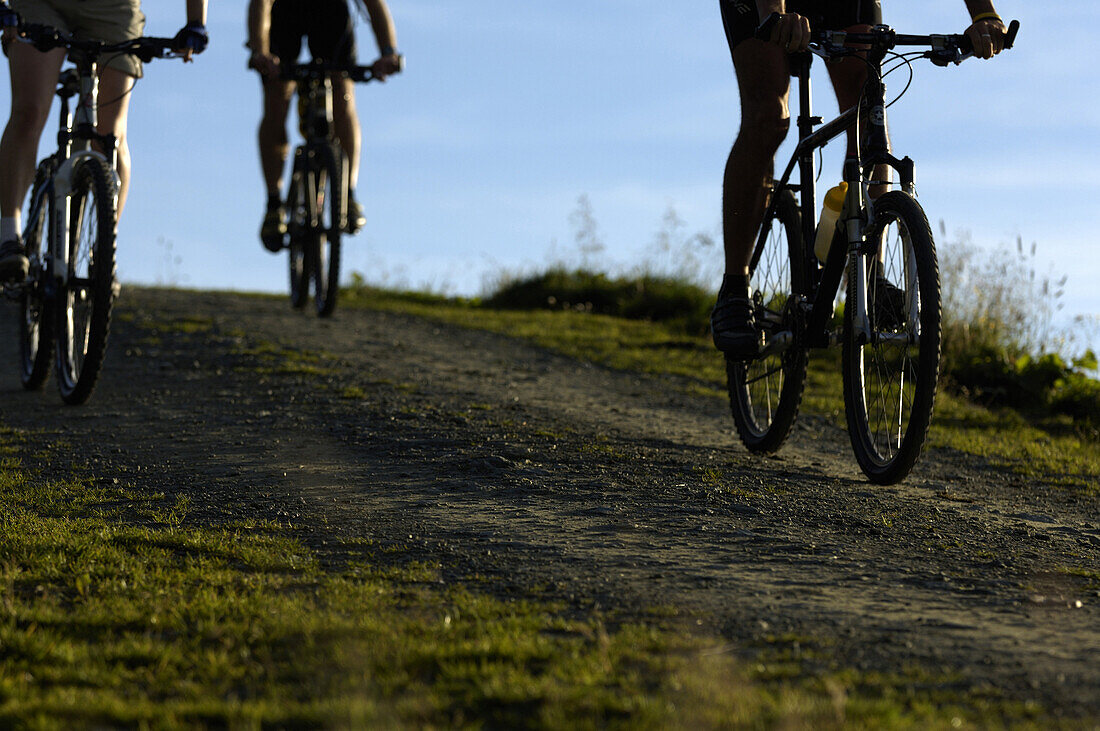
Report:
1,285,1092,726
2,423,1055,728
0,428,742,727
342,285,1100,493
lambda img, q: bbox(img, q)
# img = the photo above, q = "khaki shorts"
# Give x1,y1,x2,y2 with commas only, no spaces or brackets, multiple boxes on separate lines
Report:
12,0,146,78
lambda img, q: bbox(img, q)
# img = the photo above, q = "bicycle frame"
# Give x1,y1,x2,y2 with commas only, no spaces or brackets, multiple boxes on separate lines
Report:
30,61,122,289
283,60,379,239
752,42,916,352
293,75,347,232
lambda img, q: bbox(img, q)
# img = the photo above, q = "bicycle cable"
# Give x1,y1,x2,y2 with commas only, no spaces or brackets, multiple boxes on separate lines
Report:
880,51,919,110
89,52,139,109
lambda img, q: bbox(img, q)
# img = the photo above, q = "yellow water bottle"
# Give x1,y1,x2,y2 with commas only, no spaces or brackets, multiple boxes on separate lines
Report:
814,182,848,262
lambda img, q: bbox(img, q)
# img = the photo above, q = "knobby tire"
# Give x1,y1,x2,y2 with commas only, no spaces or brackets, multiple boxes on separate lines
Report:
310,143,343,317
287,150,310,309
19,164,55,390
55,157,116,405
842,191,940,484
727,188,809,453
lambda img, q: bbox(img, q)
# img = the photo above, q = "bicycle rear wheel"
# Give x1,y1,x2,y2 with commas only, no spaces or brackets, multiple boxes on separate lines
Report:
55,157,116,405
727,188,809,453
286,155,310,309
310,143,343,318
19,164,54,390
842,191,940,484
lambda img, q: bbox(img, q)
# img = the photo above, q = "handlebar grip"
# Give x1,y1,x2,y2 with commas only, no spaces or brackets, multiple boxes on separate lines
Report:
755,12,780,41
1004,19,1020,50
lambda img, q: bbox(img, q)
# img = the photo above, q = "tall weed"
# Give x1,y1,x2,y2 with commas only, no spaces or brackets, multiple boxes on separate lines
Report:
938,226,1099,433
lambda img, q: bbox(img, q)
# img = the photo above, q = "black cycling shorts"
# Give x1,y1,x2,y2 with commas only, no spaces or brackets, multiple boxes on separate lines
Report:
720,0,882,52
270,0,357,65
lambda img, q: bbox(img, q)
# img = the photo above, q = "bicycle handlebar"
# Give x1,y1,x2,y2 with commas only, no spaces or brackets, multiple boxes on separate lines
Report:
280,56,405,84
755,14,1020,65
18,23,181,62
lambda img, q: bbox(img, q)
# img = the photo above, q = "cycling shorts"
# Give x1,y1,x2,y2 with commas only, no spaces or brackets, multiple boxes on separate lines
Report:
11,0,146,78
270,0,358,66
720,0,882,52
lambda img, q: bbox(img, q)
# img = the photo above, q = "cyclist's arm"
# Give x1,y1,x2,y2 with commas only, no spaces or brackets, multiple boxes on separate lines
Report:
962,0,1007,59
247,0,280,77
187,0,207,25
362,0,401,78
754,1,810,52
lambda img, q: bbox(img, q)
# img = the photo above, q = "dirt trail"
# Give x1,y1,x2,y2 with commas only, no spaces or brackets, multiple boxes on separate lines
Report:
1,288,1097,718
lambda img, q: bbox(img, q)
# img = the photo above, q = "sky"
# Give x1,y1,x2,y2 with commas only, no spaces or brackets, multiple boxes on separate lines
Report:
2,2,1097,345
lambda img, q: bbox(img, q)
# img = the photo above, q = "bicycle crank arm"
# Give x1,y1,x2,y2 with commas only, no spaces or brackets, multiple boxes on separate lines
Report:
759,330,794,359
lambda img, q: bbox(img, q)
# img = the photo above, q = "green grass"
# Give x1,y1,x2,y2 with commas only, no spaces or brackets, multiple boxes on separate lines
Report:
0,416,1067,726
1,288,1091,726
342,286,1100,493
2,428,768,727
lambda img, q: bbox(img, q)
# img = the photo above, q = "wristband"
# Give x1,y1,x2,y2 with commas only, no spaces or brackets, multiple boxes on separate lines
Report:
380,45,396,57
970,11,1002,24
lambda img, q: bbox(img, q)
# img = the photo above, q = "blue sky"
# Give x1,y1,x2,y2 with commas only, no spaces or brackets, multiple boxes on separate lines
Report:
3,2,1097,342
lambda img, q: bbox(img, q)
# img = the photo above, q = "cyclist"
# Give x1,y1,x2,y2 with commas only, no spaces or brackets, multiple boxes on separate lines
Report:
711,0,1009,356
247,0,401,253
0,0,209,282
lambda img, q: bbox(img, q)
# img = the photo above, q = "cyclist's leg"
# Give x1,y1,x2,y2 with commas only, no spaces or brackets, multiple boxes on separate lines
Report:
71,0,144,216
331,78,360,190
715,0,792,355
824,1,888,195
826,27,891,197
0,43,66,222
306,0,357,179
309,0,362,228
5,0,67,231
262,0,302,206
721,9,792,276
95,68,135,215
259,77,295,202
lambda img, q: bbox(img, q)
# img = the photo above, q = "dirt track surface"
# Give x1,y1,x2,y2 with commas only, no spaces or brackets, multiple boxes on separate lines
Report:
2,287,1098,719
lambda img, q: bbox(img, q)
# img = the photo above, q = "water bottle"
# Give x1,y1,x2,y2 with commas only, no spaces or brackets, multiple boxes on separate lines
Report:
814,182,848,262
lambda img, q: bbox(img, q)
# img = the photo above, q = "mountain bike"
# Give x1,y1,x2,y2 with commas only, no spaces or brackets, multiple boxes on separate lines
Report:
6,25,186,405
727,18,1019,484
282,59,398,317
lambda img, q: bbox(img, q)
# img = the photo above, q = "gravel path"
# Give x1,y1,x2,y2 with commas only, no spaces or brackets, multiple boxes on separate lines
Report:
1,287,1097,719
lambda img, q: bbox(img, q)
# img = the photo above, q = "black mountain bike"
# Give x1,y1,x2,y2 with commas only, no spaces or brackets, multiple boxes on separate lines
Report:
727,17,1019,484
282,60,397,317
6,25,185,404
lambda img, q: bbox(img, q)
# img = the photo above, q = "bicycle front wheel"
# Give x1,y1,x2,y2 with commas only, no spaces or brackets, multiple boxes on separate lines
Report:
842,191,940,484
310,143,343,318
55,157,117,405
727,188,809,453
19,164,55,390
286,158,310,309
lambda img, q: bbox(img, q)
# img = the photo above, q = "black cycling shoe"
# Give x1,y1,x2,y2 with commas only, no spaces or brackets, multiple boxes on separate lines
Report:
871,271,908,331
345,197,366,234
0,238,29,283
260,205,287,253
711,289,758,359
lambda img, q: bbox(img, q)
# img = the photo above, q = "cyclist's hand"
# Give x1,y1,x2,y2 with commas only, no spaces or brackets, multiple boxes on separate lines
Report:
249,51,281,78
965,17,1007,59
370,53,402,81
767,12,811,53
172,21,208,62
